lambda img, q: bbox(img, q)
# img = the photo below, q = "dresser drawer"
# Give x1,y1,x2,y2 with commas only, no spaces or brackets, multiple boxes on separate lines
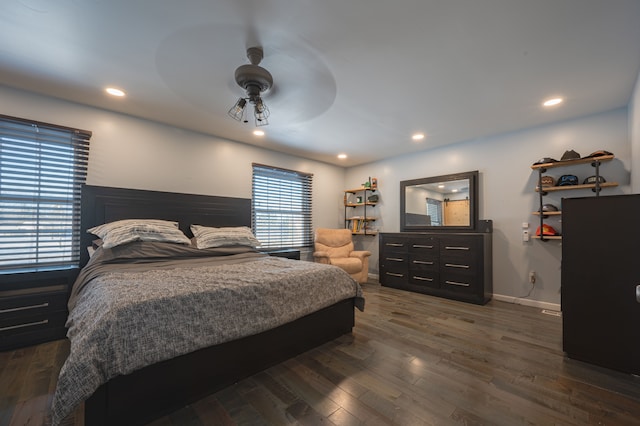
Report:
409,253,438,271
441,271,478,294
380,237,409,254
0,290,68,320
439,237,479,259
409,270,439,289
408,238,438,255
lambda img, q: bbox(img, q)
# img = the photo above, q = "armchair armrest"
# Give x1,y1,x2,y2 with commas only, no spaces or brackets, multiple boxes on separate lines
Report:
349,250,372,261
313,251,331,264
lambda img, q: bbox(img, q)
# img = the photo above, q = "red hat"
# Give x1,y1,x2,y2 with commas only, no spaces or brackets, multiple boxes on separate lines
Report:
536,224,558,236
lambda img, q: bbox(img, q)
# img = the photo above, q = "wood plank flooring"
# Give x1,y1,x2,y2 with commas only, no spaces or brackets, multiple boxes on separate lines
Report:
2,282,639,425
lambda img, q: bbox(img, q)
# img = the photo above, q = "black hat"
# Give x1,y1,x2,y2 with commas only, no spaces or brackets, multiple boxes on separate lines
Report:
533,157,558,165
542,204,559,212
557,174,579,186
367,194,379,202
560,150,581,161
583,175,606,185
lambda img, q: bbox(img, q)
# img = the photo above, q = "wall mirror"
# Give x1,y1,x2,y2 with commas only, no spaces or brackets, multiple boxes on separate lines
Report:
400,170,478,232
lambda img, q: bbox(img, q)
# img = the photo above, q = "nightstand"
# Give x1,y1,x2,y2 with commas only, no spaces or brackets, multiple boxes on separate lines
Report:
263,249,301,260
0,268,78,351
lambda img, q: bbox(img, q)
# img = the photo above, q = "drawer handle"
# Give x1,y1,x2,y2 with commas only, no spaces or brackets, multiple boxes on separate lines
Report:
413,276,433,282
0,302,49,314
386,257,404,262
412,244,433,249
445,263,470,269
445,246,470,251
412,260,434,265
445,280,470,287
636,285,640,303
385,272,404,278
0,319,49,332
385,243,404,247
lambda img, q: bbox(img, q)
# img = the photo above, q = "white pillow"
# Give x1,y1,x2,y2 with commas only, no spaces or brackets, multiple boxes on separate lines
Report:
190,225,261,249
87,219,191,249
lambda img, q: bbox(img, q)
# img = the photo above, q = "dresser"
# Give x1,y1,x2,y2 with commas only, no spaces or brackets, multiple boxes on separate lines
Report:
0,268,78,351
562,194,640,375
379,231,492,304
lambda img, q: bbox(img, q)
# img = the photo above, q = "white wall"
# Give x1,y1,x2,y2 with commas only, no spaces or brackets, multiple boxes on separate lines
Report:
631,69,640,193
0,85,346,259
1,85,632,307
347,109,631,307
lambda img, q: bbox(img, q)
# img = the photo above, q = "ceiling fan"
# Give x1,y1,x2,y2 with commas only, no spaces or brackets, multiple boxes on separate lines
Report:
228,47,273,126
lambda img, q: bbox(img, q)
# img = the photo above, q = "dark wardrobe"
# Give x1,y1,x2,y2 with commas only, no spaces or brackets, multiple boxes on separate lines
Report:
562,194,640,375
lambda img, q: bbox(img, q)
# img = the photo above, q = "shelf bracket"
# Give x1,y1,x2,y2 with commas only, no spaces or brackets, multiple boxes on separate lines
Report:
591,160,601,196
537,168,545,241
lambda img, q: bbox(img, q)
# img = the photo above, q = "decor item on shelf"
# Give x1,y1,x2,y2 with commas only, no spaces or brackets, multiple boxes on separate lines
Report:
313,228,371,283
557,174,579,186
583,175,606,184
228,47,273,126
540,176,556,187
560,150,581,161
533,157,558,165
363,180,371,188
536,223,559,236
367,194,379,202
542,203,559,212
583,150,613,159
371,178,378,189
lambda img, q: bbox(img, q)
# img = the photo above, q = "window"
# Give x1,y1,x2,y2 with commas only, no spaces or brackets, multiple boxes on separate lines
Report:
426,198,443,226
0,115,91,273
252,163,313,249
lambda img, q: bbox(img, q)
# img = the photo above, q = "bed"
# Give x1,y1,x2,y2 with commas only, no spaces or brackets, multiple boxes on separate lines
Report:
51,184,364,426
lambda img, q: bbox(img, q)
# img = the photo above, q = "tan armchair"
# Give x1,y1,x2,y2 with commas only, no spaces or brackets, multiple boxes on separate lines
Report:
313,228,371,283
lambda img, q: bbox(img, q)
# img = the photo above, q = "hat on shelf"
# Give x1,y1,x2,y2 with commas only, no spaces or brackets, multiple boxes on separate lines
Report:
536,224,559,236
583,175,606,185
533,157,558,165
540,176,555,187
542,204,559,212
560,150,581,161
557,174,579,186
583,150,613,159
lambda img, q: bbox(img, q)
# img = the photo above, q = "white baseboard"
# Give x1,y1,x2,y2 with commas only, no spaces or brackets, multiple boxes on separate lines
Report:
367,273,379,281
493,293,560,312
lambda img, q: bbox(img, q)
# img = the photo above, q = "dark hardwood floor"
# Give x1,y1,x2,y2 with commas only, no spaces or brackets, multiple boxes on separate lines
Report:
2,282,639,425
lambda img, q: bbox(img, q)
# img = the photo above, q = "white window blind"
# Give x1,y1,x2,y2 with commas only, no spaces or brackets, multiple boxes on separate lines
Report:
426,198,443,226
0,115,91,273
252,163,313,249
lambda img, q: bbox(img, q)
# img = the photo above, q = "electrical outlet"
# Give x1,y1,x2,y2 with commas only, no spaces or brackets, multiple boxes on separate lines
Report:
522,230,530,241
529,271,536,284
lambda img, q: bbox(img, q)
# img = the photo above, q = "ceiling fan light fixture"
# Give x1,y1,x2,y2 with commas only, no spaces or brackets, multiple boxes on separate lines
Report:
228,47,274,126
228,98,247,121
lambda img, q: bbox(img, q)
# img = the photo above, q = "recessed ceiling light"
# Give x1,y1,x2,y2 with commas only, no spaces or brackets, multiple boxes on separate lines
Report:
543,97,563,107
438,184,445,189
253,130,265,136
337,154,347,159
412,133,425,141
105,87,126,97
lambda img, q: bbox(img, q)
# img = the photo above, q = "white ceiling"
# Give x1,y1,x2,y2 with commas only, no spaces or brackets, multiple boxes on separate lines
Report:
1,0,639,167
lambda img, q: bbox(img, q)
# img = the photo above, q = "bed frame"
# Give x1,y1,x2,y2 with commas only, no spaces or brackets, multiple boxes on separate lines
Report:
78,185,357,426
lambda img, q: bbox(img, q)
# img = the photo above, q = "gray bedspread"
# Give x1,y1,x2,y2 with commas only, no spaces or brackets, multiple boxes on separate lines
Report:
51,243,364,425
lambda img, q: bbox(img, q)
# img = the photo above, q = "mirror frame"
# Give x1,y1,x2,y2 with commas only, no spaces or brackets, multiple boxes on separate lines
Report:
400,170,479,232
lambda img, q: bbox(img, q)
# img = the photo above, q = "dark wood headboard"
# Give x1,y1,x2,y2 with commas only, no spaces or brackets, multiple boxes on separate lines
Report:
80,185,251,267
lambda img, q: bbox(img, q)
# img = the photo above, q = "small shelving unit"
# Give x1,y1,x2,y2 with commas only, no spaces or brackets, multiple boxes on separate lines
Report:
344,178,378,236
530,154,617,241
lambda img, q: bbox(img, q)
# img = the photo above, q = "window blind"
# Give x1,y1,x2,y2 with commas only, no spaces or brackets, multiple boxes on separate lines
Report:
0,115,91,272
426,198,443,226
252,163,313,249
